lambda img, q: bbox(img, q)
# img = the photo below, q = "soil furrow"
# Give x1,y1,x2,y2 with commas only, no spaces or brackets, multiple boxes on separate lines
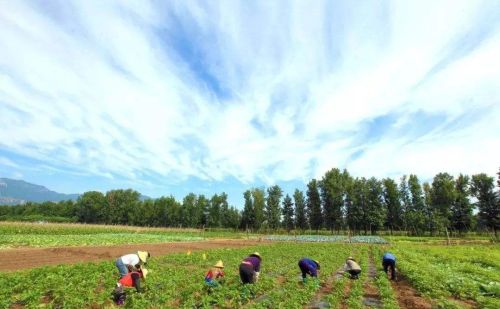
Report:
0,239,268,271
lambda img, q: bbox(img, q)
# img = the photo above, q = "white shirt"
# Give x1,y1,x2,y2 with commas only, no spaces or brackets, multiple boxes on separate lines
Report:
120,254,140,266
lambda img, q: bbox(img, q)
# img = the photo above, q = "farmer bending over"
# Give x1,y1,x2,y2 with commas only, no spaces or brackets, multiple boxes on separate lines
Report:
115,251,150,278
298,258,320,283
204,260,225,287
343,257,361,279
382,252,396,280
239,252,261,284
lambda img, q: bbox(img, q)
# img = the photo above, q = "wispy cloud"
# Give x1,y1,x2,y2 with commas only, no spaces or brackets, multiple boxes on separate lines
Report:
0,0,499,202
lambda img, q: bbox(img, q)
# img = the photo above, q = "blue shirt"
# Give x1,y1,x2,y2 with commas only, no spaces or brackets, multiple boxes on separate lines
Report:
299,258,318,277
383,253,396,262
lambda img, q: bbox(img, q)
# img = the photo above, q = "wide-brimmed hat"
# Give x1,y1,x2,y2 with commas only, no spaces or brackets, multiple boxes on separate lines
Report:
138,251,150,263
214,260,224,268
347,256,355,261
250,252,261,260
313,260,321,269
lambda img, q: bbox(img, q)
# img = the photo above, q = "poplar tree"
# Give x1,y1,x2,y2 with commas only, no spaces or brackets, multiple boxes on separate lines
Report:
282,194,294,231
307,179,322,231
293,189,307,230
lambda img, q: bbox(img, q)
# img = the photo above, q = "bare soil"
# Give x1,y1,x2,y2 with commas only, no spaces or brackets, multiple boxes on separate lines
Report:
364,252,381,307
304,271,337,309
0,239,267,272
391,274,433,309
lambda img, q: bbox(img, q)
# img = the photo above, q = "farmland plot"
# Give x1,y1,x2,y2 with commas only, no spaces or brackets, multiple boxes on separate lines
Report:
0,243,371,308
389,244,500,309
1,239,498,308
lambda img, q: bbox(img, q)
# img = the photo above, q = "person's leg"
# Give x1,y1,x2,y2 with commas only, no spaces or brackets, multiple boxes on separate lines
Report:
131,273,142,292
115,259,128,278
240,264,253,284
390,261,396,280
382,260,389,274
298,262,308,280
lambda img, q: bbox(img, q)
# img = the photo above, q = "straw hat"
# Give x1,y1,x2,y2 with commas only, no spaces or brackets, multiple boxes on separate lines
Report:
347,256,355,261
313,260,321,269
214,260,224,268
138,251,150,263
250,252,261,259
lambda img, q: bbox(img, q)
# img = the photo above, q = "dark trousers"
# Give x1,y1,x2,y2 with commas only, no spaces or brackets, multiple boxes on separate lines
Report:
382,259,396,279
239,264,255,284
348,269,361,279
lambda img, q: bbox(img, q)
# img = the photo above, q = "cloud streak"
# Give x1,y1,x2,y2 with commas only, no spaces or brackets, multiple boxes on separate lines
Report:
0,0,499,202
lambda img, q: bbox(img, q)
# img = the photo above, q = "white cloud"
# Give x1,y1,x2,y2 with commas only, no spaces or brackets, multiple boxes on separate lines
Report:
0,0,499,192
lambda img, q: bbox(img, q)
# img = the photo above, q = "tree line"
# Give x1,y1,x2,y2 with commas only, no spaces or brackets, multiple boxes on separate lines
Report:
1,168,498,236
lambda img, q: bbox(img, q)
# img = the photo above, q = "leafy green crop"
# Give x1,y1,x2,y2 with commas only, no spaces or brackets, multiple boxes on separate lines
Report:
392,243,500,308
0,243,362,308
0,222,253,248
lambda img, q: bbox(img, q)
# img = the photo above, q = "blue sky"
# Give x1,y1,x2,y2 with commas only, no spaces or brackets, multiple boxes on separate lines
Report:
0,0,499,207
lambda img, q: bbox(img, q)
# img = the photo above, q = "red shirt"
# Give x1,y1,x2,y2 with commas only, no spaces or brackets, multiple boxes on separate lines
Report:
119,271,143,287
205,268,224,281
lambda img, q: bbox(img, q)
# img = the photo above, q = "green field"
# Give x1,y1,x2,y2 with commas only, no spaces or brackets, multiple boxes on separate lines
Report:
1,241,499,308
0,222,252,248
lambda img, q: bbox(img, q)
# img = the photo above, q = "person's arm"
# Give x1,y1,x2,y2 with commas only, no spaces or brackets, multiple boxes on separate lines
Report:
310,265,317,277
254,258,261,273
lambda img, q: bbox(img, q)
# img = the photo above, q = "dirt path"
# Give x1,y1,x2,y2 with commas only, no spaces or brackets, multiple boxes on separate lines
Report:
0,239,267,272
391,274,432,309
364,251,381,307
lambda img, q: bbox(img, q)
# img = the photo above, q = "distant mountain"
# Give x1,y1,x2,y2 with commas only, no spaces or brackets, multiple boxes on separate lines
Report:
0,178,79,205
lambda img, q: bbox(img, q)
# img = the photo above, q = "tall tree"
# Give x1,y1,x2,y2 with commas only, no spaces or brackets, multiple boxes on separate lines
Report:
451,174,472,235
307,179,322,231
266,185,283,229
347,177,367,233
241,190,255,230
430,173,456,232
105,189,141,225
208,194,222,228
196,195,209,227
76,191,105,223
282,194,294,232
252,188,266,230
225,206,241,229
471,173,499,237
382,178,402,233
218,193,231,228
422,182,435,234
320,168,344,233
399,176,411,232
293,189,307,230
365,177,385,234
151,196,179,227
182,193,199,228
408,175,427,235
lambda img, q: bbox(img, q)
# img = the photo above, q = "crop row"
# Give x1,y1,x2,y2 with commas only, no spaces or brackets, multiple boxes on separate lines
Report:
0,233,205,249
264,235,388,244
392,244,500,308
0,243,373,308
